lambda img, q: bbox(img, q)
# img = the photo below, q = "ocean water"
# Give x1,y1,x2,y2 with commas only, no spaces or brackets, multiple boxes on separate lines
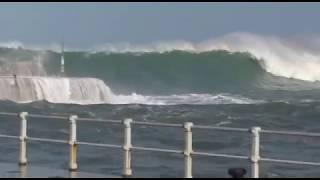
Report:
1,33,320,177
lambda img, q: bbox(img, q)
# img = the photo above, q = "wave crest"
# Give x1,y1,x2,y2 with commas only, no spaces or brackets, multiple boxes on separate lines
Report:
2,32,320,82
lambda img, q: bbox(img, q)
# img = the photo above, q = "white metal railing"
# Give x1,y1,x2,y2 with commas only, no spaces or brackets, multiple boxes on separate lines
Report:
0,112,320,178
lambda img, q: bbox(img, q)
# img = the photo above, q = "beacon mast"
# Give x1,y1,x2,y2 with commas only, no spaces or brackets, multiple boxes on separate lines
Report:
60,41,65,76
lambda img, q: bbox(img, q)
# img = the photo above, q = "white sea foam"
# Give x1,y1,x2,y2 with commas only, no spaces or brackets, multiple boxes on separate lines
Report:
0,76,261,105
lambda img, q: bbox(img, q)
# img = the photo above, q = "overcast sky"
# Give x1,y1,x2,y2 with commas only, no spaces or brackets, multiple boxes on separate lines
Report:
0,2,319,48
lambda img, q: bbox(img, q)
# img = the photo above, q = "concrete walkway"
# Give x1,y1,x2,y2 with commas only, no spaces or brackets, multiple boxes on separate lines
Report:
0,163,120,178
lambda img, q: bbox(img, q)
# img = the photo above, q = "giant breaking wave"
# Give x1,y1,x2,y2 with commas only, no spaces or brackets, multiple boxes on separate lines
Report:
1,33,320,104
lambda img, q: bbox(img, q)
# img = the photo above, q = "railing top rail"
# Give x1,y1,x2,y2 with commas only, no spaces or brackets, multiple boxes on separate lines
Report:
28,114,68,120
193,125,248,132
261,158,320,166
261,129,320,137
132,121,183,128
2,111,320,138
77,117,122,124
0,134,20,139
0,112,18,116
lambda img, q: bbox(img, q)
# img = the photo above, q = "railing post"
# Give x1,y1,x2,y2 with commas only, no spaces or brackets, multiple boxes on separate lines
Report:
184,122,193,178
19,112,28,166
250,127,261,178
69,115,78,171
19,165,27,178
123,118,133,177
